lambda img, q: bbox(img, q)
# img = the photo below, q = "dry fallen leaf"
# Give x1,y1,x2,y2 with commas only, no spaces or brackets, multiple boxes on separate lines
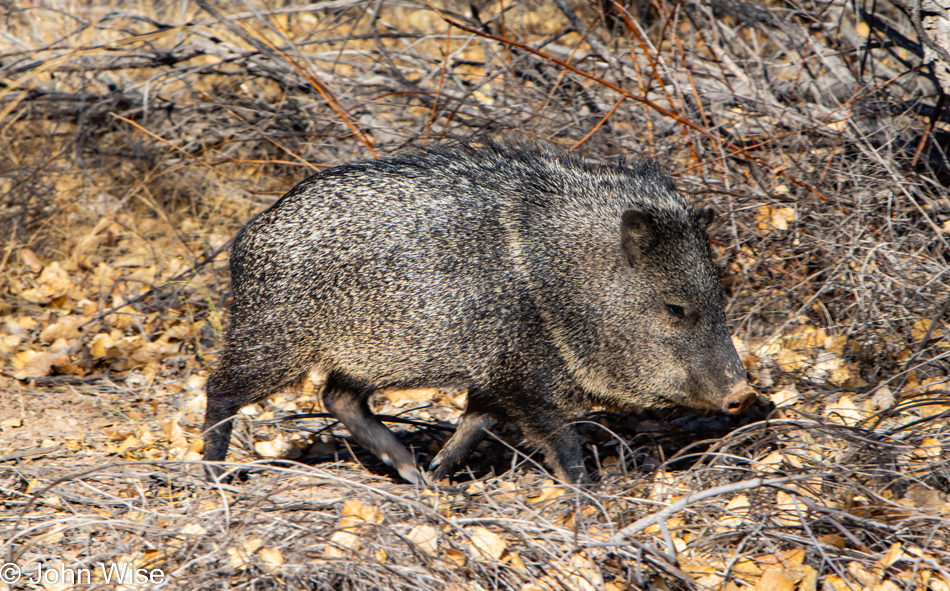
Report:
869,385,895,411
443,548,466,567
162,415,200,460
757,548,805,568
16,316,38,331
382,387,439,406
341,499,384,525
773,491,803,527
823,334,848,357
0,417,22,429
755,568,798,591
567,552,605,591
241,538,262,555
694,573,724,589
42,529,66,544
915,437,942,460
785,325,827,350
847,561,877,587
89,333,115,358
720,494,751,527
258,547,283,573
407,524,439,556
254,435,300,459
530,483,566,504
468,526,507,560
180,523,206,536
879,542,903,568
0,334,21,354
734,559,764,577
12,350,56,379
826,119,848,132
226,546,252,570
756,205,796,233
325,499,384,558
800,565,818,591
770,387,800,408
40,315,82,343
37,262,73,299
162,416,188,449
758,450,802,472
325,530,361,557
20,248,43,273
824,396,861,426
911,319,941,342
505,551,527,574
135,424,156,446
62,439,80,451
774,348,807,372
18,287,50,304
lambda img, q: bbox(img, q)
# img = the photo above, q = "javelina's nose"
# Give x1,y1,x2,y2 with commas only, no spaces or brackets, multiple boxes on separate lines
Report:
722,382,756,414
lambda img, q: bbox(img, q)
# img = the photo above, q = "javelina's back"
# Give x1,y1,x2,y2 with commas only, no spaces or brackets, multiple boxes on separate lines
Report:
202,140,755,484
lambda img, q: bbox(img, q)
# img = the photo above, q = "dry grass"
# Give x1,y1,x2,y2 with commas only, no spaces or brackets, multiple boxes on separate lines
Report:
0,1,948,589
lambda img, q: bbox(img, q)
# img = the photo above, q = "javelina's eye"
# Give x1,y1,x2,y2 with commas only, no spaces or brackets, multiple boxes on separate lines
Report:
666,303,686,319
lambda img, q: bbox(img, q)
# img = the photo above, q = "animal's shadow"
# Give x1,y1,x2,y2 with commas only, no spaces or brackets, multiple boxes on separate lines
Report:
289,400,773,484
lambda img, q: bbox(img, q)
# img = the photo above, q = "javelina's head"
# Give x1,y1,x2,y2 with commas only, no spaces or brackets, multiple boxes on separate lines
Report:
527,158,755,415
608,203,755,414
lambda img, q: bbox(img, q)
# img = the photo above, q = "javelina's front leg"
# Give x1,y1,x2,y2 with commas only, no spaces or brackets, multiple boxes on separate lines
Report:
322,378,426,485
429,409,496,481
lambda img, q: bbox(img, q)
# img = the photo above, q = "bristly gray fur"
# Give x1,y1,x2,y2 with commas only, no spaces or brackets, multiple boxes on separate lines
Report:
202,138,754,484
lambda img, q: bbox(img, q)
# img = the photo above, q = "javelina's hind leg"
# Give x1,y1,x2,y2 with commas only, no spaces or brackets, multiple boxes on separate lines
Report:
322,377,426,485
429,409,496,482
202,388,244,478
203,351,309,479
524,419,588,484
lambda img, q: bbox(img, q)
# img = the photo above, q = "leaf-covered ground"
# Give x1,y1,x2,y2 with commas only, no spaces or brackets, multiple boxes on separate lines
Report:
1,1,948,590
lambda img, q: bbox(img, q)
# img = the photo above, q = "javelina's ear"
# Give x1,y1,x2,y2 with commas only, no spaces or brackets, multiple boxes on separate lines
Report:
621,208,657,264
694,206,715,230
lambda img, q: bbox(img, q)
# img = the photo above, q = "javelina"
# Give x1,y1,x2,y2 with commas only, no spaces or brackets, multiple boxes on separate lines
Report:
202,139,755,484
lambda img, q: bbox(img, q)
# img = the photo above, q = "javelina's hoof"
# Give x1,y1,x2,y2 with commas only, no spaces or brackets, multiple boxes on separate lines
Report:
554,464,590,485
394,463,430,486
204,463,230,483
427,456,456,484
369,448,428,485
203,463,248,484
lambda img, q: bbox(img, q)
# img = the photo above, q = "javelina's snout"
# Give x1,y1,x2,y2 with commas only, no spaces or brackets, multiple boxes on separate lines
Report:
722,382,756,414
